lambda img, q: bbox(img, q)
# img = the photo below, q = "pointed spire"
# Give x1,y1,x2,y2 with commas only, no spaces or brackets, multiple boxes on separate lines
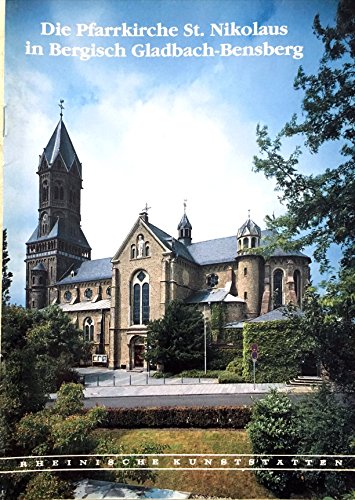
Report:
40,106,82,177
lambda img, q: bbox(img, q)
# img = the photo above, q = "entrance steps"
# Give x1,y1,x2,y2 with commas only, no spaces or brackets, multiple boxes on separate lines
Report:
288,375,323,386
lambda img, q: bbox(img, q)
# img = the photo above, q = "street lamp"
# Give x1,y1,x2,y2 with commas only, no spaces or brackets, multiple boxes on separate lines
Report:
203,301,211,375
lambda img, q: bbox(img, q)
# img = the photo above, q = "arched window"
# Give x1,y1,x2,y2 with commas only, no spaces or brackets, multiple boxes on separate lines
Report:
244,267,248,276
42,181,48,202
251,237,256,248
59,186,64,200
273,269,283,308
83,317,94,342
145,245,150,257
132,271,150,325
294,270,301,305
131,245,136,259
243,237,249,248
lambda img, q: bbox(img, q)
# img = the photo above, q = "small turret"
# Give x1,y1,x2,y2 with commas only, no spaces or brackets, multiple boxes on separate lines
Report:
237,211,261,253
177,200,192,245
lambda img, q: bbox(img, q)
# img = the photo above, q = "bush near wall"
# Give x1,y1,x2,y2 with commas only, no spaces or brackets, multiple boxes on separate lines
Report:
101,406,251,429
207,346,239,370
242,320,315,383
222,328,243,349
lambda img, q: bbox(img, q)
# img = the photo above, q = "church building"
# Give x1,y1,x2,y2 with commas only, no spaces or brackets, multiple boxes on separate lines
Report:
25,112,311,370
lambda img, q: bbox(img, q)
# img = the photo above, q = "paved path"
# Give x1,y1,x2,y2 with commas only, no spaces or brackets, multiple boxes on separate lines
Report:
55,367,313,400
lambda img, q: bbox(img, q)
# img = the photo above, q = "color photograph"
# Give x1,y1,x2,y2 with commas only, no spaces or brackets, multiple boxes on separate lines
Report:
1,0,354,498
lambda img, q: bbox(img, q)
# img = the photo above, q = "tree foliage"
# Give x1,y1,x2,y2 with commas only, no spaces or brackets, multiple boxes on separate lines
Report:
2,228,13,306
247,387,354,497
253,0,354,272
146,300,204,373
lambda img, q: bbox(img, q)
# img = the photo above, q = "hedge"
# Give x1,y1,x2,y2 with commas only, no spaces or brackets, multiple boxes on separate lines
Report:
218,372,244,384
242,319,316,383
100,406,251,429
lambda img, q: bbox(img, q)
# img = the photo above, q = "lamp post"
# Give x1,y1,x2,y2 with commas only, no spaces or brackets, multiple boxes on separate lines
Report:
204,303,207,374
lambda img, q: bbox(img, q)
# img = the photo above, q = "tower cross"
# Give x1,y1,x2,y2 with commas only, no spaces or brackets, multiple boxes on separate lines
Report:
142,202,151,213
184,198,187,214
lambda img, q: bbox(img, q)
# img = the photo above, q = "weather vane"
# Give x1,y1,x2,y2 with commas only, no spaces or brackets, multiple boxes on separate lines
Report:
59,99,64,118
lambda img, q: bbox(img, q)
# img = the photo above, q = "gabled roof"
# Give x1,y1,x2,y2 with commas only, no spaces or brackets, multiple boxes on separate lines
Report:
57,257,112,285
26,219,91,250
41,119,81,176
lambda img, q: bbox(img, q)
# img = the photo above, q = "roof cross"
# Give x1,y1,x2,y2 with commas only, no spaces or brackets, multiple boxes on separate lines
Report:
59,99,64,118
142,202,151,213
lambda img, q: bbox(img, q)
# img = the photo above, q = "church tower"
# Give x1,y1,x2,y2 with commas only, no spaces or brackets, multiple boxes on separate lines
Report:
25,102,91,308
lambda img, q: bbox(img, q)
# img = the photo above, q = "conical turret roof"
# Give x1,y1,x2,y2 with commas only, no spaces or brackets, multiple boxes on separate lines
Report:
42,119,81,176
177,213,192,230
237,217,261,238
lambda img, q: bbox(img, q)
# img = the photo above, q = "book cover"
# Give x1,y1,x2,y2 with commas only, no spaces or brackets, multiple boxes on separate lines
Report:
1,0,353,499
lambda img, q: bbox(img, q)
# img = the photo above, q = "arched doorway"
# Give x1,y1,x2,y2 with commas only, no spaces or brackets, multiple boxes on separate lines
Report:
130,335,145,370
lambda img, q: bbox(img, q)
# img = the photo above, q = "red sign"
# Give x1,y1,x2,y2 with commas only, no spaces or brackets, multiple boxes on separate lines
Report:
251,343,258,352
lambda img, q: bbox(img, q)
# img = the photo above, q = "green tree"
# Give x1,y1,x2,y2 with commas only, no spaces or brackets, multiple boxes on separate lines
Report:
146,300,204,373
246,390,300,496
247,388,354,497
2,229,13,306
253,0,354,271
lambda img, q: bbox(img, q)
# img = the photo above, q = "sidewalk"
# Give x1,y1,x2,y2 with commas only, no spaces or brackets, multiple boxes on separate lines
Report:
61,367,314,399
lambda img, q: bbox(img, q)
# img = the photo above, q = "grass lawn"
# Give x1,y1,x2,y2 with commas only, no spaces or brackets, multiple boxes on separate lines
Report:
92,428,275,499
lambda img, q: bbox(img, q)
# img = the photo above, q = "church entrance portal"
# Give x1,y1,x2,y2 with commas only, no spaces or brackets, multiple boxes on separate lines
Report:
130,336,145,370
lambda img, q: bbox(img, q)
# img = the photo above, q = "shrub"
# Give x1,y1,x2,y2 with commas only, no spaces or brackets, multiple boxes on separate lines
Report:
246,390,300,496
218,372,244,383
226,358,244,376
207,347,239,370
178,369,221,378
21,472,73,500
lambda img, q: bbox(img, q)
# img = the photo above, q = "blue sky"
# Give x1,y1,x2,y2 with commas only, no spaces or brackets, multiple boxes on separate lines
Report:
4,0,340,305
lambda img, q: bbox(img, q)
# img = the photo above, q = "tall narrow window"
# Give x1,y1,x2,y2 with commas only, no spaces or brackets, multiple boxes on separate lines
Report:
132,271,150,325
243,237,249,248
273,269,283,308
84,317,94,342
244,267,248,276
251,237,256,248
294,270,301,305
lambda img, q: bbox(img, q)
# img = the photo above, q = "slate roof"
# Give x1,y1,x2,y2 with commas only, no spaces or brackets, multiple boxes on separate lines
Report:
187,288,245,304
26,219,91,249
225,306,304,328
177,213,192,230
42,119,82,175
146,222,195,263
188,236,236,265
57,257,112,285
237,218,261,238
59,299,111,312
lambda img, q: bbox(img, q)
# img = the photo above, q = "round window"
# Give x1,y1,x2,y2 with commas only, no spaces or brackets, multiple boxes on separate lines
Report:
64,290,72,302
84,288,93,299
